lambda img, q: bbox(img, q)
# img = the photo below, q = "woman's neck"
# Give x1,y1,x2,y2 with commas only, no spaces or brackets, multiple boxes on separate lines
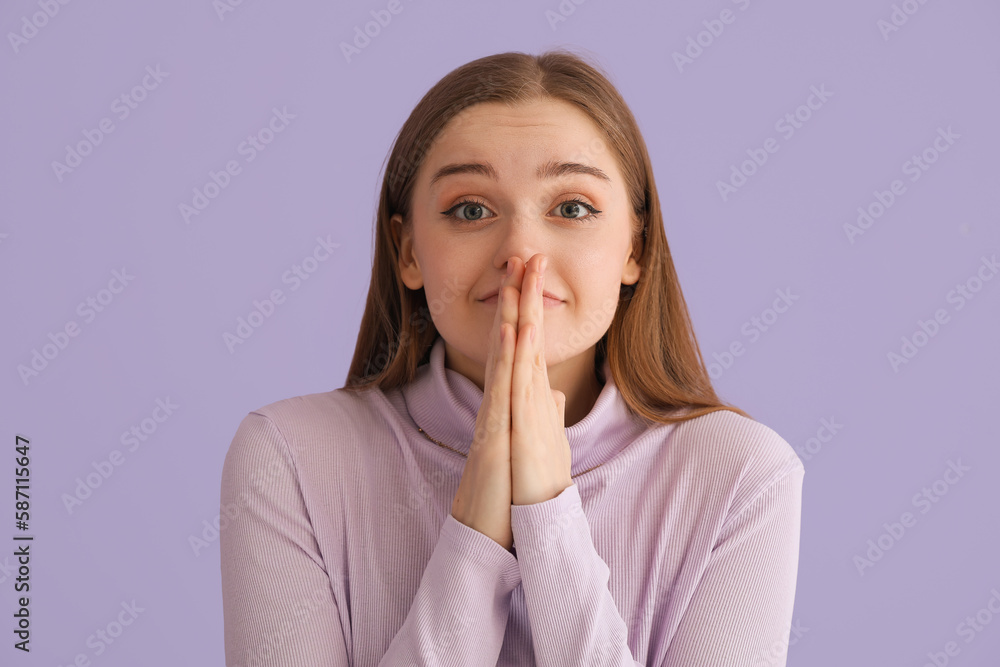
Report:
564,366,604,426
443,341,604,427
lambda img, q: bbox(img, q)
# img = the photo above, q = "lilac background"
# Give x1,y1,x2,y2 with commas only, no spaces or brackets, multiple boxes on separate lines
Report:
2,0,999,665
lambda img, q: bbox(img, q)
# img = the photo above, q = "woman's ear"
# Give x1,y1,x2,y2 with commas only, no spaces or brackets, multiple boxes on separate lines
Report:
391,213,424,290
622,242,641,286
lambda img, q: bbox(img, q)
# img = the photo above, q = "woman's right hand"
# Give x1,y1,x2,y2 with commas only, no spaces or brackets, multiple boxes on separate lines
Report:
450,256,525,552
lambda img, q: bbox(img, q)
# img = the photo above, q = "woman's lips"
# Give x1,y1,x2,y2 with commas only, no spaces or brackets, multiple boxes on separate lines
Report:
480,294,563,307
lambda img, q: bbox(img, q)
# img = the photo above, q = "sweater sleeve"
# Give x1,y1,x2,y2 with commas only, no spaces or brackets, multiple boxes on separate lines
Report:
510,483,644,666
220,411,350,666
379,513,522,665
662,463,805,666
221,411,522,667
510,461,805,667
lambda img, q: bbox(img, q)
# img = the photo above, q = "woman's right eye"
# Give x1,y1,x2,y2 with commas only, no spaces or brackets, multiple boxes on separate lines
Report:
441,198,494,223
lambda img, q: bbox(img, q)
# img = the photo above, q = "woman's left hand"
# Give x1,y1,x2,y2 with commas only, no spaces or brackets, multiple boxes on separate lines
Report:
509,253,574,506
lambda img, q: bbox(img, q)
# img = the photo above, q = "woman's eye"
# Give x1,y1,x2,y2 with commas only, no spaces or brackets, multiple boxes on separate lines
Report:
441,197,601,224
553,198,601,220
449,200,493,222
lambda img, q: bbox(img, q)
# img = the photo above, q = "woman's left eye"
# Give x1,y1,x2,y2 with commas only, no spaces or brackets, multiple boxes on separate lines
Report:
553,197,601,220
441,197,602,224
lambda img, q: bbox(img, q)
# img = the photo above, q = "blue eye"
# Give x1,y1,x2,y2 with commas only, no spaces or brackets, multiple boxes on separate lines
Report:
443,198,493,222
440,197,602,224
555,197,601,220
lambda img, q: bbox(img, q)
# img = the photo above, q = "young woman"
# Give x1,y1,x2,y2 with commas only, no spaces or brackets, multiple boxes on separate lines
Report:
221,49,805,666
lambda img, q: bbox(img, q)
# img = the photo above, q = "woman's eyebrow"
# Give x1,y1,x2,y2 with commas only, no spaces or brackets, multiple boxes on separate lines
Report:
429,159,611,188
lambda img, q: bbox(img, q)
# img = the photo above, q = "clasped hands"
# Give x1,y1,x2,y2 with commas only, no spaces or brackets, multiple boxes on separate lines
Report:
450,254,573,552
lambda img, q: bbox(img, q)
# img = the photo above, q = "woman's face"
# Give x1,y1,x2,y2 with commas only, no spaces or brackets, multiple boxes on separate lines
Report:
393,97,641,384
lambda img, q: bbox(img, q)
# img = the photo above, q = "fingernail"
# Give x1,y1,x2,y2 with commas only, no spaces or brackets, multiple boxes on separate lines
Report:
506,261,514,276
501,324,506,342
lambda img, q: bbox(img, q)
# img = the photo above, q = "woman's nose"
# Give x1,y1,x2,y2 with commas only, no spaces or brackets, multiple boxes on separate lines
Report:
499,250,547,277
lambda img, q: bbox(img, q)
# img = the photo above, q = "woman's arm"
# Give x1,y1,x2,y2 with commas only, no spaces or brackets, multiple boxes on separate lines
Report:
221,411,521,666
661,465,805,666
510,462,804,666
510,482,645,666
380,512,521,664
221,411,350,666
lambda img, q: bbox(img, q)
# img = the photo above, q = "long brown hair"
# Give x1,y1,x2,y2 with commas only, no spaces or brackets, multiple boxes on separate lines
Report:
343,48,751,425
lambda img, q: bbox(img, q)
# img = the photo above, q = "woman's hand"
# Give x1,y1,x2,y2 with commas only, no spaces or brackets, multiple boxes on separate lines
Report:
509,254,573,507
450,255,526,552
450,253,573,551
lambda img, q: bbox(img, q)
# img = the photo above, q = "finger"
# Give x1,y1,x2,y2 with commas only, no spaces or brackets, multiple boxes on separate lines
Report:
486,256,520,391
496,255,523,382
512,254,535,396
489,319,513,438
484,275,504,391
501,256,524,336
517,255,548,393
484,257,523,445
511,309,537,444
534,257,555,414
517,254,542,346
512,256,543,428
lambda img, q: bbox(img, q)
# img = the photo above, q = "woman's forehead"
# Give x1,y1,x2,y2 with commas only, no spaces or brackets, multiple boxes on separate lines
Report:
439,98,599,138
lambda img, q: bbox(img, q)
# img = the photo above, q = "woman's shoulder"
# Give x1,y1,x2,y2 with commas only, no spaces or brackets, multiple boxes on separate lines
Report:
639,408,805,529
250,386,380,426
230,386,394,460
665,407,804,492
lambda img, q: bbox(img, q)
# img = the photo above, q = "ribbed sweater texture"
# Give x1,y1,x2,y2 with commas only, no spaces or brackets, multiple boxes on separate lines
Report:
220,335,805,666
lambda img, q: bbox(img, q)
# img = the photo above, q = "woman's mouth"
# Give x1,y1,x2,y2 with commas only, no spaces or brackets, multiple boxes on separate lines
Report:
480,292,563,307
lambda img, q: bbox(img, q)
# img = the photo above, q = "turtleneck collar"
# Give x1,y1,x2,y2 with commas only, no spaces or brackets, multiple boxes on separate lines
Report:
400,335,650,476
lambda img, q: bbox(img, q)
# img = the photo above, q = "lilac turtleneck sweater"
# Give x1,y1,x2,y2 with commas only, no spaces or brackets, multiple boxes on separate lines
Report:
220,335,805,666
